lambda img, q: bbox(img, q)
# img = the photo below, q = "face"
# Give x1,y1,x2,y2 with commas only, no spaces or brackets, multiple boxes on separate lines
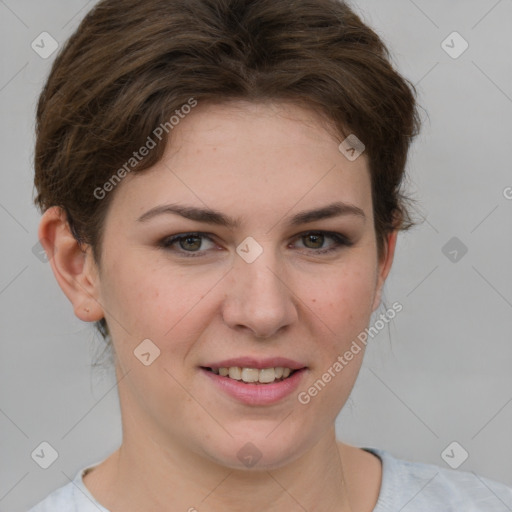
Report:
66,101,395,469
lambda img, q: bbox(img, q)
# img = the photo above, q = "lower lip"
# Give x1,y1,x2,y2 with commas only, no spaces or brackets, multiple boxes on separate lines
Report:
201,368,307,405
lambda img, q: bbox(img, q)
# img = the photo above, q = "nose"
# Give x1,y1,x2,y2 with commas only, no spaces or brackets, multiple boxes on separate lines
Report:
221,249,298,339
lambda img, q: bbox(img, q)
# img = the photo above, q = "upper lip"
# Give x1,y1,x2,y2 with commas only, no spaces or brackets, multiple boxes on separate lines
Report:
202,357,307,370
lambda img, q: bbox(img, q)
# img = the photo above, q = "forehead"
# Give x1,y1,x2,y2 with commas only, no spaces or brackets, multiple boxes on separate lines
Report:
167,100,348,161
110,100,372,222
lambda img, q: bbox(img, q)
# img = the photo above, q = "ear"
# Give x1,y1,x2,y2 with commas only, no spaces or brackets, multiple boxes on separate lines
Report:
371,229,398,312
38,206,104,322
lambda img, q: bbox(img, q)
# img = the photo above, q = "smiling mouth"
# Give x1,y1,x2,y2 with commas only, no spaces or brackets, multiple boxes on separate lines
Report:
202,366,301,384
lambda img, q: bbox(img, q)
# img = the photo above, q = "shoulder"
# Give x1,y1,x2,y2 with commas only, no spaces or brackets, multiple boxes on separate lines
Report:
365,447,512,512
26,465,109,512
27,481,74,512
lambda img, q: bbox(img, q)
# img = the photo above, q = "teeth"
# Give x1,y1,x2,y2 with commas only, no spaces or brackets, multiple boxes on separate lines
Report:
228,367,242,380
211,366,297,384
258,368,276,383
241,368,259,382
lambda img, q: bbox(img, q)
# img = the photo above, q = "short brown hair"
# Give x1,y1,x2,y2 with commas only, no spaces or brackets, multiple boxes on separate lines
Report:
34,0,421,342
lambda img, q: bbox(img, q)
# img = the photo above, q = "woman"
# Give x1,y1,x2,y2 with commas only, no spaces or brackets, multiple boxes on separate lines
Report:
28,0,512,510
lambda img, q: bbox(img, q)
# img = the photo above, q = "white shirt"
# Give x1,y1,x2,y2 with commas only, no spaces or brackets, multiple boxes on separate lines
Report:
27,447,512,511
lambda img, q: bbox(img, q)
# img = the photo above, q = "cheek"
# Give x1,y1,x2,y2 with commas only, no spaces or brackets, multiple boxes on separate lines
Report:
305,261,377,342
101,257,226,363
101,254,192,326
297,267,375,415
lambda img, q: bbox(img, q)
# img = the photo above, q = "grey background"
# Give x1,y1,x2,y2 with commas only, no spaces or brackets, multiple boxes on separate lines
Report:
1,0,511,510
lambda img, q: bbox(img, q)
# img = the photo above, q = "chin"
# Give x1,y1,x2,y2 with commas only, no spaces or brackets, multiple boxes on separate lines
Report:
200,427,310,471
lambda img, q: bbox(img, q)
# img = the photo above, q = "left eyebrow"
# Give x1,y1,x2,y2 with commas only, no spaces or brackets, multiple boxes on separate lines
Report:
136,201,366,228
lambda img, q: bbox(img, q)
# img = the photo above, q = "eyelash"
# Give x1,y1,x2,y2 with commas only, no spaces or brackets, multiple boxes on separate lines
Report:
159,231,353,258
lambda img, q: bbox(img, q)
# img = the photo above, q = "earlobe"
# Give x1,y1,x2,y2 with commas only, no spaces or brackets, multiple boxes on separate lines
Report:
38,206,104,322
371,230,398,312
